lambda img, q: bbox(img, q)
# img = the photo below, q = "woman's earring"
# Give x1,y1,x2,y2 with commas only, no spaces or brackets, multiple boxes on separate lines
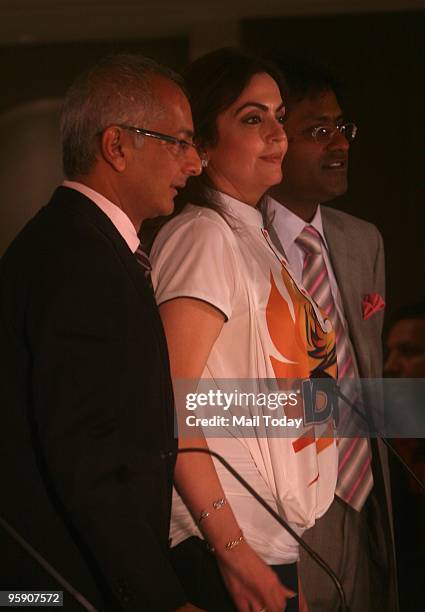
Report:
201,158,209,168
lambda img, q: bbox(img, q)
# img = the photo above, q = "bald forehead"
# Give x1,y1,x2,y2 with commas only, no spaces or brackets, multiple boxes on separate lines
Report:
137,74,194,140
149,75,188,108
129,74,190,129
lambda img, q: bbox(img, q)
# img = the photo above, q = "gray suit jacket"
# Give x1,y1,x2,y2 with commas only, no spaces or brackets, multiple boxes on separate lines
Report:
320,207,393,508
321,206,385,377
323,206,397,608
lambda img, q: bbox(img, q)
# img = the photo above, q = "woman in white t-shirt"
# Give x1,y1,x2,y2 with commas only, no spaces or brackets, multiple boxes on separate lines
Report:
149,48,338,612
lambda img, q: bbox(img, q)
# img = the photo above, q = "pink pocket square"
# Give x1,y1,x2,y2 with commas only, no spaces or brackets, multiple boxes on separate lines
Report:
362,293,385,320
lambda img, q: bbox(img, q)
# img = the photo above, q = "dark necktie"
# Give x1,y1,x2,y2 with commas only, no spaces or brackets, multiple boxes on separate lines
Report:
135,244,153,291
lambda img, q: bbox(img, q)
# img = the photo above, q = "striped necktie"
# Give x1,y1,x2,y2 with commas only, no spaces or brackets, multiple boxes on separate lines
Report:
296,225,373,511
134,244,153,290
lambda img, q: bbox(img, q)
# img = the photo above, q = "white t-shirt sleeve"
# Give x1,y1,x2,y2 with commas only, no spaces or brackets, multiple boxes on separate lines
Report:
150,212,238,320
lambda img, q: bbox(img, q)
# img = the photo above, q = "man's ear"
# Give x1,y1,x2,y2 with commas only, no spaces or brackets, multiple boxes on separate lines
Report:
99,126,127,172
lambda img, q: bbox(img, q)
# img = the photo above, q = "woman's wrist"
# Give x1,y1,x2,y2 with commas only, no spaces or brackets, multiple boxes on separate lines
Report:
194,499,246,556
206,530,245,554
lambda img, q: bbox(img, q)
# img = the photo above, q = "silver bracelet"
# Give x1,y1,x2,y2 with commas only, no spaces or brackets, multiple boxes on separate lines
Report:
206,531,245,554
197,497,227,526
197,510,210,525
224,533,245,551
213,497,227,510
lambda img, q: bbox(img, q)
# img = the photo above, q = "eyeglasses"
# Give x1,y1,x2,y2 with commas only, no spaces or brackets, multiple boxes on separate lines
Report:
118,124,198,156
309,122,358,145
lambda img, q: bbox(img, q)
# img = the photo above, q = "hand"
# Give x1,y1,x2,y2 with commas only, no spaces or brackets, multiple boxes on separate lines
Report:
216,541,296,612
174,604,206,611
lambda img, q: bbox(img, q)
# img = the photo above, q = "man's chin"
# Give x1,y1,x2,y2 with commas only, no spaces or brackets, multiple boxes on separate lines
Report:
164,198,176,217
321,178,348,201
148,199,175,220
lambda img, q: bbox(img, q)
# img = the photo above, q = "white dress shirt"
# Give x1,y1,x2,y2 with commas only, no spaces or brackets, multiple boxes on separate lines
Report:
62,180,139,253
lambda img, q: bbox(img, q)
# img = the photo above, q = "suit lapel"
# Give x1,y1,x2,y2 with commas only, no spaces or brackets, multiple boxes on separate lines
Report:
51,187,174,429
53,187,156,305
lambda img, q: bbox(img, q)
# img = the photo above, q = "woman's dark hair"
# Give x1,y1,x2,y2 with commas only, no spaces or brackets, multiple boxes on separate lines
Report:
141,48,285,249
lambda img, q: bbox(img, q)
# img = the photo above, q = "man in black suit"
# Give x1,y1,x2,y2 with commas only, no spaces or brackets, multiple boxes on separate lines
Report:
0,54,201,611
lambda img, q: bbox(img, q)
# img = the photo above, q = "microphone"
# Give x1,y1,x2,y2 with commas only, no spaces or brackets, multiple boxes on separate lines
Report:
0,514,98,612
163,446,349,612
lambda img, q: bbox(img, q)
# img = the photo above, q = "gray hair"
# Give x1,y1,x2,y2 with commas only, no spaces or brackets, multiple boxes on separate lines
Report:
60,53,184,179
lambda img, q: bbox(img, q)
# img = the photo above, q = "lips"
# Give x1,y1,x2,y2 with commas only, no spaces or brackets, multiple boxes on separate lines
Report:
322,157,347,170
170,182,186,193
260,154,284,164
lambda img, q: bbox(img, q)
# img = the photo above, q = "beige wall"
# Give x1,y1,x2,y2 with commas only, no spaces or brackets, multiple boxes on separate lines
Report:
0,99,63,255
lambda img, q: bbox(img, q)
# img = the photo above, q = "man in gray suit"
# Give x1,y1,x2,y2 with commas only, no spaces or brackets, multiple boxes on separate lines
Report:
267,60,397,611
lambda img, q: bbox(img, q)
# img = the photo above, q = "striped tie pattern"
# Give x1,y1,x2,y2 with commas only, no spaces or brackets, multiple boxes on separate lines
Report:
135,244,153,290
296,225,373,511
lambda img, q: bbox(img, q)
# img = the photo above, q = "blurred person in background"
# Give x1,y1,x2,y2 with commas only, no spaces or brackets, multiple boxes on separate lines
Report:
385,301,425,611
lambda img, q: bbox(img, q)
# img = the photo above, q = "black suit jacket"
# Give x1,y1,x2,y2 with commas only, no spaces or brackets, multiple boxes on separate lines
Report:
0,187,185,611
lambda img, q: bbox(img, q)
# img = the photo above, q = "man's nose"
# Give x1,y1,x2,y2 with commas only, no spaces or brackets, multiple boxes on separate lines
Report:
384,350,401,377
327,127,350,151
183,146,202,176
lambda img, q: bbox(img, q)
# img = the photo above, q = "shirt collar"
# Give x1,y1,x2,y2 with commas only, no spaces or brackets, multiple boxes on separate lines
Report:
62,180,139,253
217,191,264,228
267,196,329,252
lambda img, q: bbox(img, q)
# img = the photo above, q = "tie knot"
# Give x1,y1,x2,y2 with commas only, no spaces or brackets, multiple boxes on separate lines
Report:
295,225,322,255
135,245,152,274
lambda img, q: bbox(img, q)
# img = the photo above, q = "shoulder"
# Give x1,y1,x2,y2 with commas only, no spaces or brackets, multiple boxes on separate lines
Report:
321,205,383,244
2,194,135,300
151,204,235,258
161,203,232,234
150,204,238,318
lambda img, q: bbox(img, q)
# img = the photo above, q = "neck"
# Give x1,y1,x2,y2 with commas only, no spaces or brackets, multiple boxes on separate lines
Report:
282,201,318,223
270,192,318,222
73,173,141,232
206,169,263,207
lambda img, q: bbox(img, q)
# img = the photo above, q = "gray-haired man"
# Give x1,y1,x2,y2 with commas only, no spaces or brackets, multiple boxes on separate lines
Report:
0,54,201,611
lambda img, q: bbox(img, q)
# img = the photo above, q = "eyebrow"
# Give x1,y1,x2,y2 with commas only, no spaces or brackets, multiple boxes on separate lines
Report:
307,113,345,123
234,102,285,115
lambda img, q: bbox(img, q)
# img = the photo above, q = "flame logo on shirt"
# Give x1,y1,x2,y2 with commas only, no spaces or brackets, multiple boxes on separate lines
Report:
266,268,337,458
